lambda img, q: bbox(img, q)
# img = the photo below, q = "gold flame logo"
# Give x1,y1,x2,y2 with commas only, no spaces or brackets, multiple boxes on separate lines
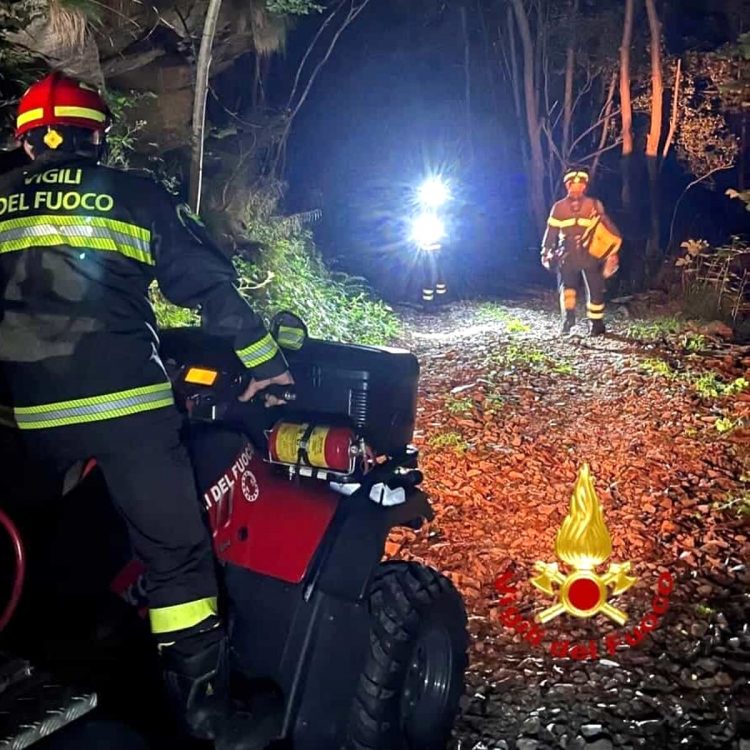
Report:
531,463,636,625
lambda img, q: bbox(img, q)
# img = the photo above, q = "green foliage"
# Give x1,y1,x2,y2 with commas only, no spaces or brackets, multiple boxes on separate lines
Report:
153,182,399,345
149,283,197,328
691,372,748,399
695,603,715,618
427,431,470,452
445,396,474,415
265,0,323,14
639,358,676,378
485,341,573,378
551,361,574,375
684,334,707,352
476,302,510,321
506,318,531,334
153,220,400,345
714,491,750,518
627,316,684,340
715,416,741,433
102,90,154,171
502,343,547,367
484,394,505,414
230,195,399,345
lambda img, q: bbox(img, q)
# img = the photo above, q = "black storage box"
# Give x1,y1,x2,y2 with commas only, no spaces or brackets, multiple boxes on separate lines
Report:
283,339,419,457
158,328,419,457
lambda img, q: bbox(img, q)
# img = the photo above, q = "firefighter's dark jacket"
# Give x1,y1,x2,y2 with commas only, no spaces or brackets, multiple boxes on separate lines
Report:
541,195,620,264
0,153,288,430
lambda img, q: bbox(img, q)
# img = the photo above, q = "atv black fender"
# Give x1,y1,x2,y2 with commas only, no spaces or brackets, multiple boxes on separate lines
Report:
315,487,434,602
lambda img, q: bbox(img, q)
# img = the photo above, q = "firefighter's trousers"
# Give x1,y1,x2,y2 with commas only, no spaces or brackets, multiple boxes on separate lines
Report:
557,254,606,322
421,251,447,305
2,406,218,643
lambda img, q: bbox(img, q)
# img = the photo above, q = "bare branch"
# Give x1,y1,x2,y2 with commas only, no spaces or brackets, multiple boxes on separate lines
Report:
578,137,624,164
568,105,622,153
286,0,346,110
667,165,734,251
591,70,617,179
272,0,372,177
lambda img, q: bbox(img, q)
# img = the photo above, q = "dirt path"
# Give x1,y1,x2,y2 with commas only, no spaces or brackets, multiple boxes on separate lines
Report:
387,299,750,750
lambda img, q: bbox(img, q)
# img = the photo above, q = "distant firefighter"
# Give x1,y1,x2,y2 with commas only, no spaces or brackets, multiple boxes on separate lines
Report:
540,168,622,336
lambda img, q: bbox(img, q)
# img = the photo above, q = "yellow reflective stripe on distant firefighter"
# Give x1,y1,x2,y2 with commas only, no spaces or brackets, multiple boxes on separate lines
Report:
236,333,280,369
16,108,45,129
547,217,575,228
547,217,594,229
9,382,174,430
0,215,153,265
53,106,107,123
149,597,218,635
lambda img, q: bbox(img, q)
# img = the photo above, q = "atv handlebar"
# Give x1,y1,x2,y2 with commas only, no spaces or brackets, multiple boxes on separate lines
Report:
172,365,296,423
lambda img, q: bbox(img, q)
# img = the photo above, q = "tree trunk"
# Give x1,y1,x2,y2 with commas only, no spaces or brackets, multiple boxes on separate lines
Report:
189,0,224,213
510,0,547,237
506,6,529,168
562,0,579,158
619,0,634,210
645,0,663,271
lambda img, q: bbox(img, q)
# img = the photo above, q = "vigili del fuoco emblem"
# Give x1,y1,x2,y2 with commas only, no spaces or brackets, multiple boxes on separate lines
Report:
531,463,637,625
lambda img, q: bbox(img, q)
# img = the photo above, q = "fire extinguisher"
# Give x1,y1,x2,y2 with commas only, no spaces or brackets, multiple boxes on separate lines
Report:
268,421,361,474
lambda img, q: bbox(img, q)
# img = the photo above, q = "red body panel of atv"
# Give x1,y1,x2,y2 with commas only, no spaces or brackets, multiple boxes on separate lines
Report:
203,442,340,584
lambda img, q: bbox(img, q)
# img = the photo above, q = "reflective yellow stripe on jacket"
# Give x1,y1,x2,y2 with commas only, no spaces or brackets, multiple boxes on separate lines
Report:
1,382,174,430
236,333,281,369
276,325,305,351
0,214,153,265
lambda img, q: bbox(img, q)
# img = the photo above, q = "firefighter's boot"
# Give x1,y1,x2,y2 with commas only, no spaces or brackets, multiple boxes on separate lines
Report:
589,319,606,337
159,623,231,741
561,310,576,334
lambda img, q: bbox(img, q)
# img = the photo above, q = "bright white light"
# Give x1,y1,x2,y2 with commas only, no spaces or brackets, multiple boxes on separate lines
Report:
410,212,445,250
417,177,450,209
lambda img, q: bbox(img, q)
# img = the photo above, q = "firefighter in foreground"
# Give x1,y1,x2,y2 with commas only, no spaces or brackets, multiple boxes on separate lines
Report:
541,168,621,335
0,71,293,745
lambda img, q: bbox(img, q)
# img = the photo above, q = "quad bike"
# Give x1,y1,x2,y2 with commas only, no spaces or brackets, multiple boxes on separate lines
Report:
0,314,469,750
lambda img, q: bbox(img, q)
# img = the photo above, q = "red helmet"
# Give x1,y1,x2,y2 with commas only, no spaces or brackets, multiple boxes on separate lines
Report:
15,71,111,140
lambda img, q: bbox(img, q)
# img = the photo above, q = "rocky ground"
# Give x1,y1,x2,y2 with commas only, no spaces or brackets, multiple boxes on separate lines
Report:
386,296,750,750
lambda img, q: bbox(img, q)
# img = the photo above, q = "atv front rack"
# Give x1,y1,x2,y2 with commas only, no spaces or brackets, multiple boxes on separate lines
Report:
0,653,96,749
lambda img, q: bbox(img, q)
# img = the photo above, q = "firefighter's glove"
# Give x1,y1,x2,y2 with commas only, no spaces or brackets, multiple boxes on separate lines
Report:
603,253,619,279
541,249,555,271
239,370,294,407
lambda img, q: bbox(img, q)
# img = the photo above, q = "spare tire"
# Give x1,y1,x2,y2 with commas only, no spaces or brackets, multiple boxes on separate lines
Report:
347,561,469,750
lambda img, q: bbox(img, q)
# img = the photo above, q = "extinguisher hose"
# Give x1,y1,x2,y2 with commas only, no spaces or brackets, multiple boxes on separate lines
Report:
0,507,25,633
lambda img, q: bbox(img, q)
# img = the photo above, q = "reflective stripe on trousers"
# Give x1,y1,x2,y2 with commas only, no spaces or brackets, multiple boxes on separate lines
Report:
0,382,174,430
150,597,218,636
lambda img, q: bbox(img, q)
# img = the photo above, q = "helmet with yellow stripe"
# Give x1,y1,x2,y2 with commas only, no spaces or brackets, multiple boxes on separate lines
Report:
562,166,589,187
15,71,111,153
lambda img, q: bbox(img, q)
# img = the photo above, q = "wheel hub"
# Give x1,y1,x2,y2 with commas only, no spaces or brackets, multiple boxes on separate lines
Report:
399,624,453,743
